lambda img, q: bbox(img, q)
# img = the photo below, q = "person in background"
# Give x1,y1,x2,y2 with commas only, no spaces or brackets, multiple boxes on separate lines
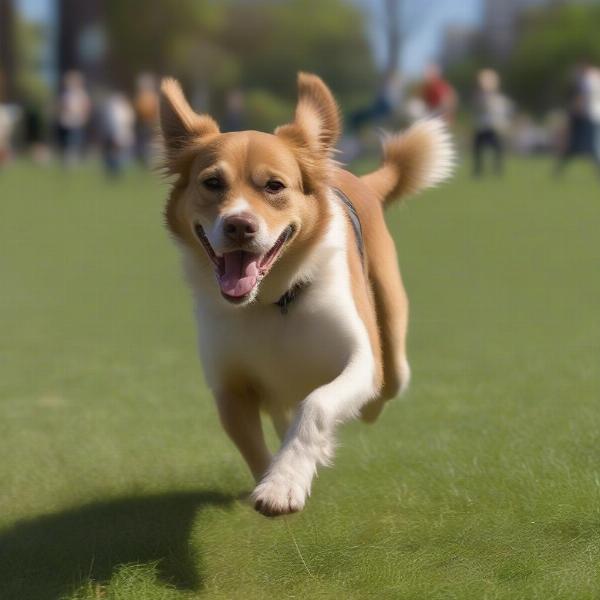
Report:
343,71,404,163
0,71,22,168
586,67,600,169
472,68,513,178
349,71,404,131
0,73,12,167
133,73,159,167
421,64,457,124
23,95,50,164
0,106,12,168
56,70,91,166
555,62,600,177
99,91,135,177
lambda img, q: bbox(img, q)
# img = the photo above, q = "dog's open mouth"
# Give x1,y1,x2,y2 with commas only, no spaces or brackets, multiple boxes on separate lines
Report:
194,224,294,302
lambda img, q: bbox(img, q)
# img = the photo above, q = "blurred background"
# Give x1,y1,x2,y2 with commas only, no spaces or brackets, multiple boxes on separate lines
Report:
0,0,599,173
2,3,600,598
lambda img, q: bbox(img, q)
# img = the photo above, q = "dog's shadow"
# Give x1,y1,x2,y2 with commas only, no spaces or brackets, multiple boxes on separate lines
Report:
0,490,233,600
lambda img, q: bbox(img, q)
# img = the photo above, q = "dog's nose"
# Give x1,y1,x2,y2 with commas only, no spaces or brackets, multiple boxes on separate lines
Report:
223,213,259,243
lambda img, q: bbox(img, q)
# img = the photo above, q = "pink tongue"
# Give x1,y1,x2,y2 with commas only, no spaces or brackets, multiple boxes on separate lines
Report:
218,251,260,298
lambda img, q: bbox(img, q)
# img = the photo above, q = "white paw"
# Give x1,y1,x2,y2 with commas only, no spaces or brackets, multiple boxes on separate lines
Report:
251,474,308,517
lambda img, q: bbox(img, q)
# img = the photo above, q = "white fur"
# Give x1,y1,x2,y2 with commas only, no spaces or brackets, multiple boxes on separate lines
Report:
182,192,378,513
403,118,455,188
378,118,455,199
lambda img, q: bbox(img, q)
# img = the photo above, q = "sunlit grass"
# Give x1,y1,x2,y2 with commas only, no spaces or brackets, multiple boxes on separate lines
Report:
1,157,599,599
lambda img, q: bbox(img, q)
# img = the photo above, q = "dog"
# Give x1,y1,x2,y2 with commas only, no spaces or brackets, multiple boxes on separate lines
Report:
159,73,453,517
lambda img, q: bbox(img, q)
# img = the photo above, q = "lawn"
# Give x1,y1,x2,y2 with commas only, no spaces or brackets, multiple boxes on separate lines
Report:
1,157,599,600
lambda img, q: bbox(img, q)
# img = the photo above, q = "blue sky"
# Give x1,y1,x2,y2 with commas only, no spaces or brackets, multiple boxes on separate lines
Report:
402,0,483,74
355,0,483,75
18,0,54,23
18,0,483,77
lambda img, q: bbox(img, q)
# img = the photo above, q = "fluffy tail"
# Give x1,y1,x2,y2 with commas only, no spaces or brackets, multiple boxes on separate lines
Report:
361,119,454,206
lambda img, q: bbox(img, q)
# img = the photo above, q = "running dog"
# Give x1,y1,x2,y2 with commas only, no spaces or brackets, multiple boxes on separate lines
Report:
159,73,453,516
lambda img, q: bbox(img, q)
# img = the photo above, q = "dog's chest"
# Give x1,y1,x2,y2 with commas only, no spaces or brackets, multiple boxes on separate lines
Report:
196,292,355,405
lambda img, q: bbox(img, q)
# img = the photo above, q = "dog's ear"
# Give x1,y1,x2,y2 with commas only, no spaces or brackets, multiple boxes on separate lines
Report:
275,72,340,158
275,73,340,191
160,78,219,152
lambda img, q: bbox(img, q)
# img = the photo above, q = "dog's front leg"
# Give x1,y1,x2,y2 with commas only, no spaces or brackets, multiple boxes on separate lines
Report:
216,391,272,482
252,352,376,516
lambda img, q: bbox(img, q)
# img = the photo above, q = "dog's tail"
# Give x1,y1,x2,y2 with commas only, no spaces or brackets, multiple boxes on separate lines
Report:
360,119,454,207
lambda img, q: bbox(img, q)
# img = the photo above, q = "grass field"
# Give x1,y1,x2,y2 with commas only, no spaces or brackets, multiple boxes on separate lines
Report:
1,158,599,599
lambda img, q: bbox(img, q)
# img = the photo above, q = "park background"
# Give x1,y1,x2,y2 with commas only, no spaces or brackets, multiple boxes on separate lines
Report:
1,1,600,599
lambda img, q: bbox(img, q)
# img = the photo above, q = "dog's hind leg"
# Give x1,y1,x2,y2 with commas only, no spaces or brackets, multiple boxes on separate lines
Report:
360,228,411,423
216,391,271,481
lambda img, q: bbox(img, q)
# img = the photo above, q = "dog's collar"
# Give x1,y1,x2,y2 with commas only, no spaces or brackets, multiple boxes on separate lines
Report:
275,281,307,315
274,187,364,316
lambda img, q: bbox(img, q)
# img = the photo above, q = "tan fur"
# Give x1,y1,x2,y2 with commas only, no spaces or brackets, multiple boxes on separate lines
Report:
361,118,454,204
215,373,271,481
333,170,410,421
344,212,384,395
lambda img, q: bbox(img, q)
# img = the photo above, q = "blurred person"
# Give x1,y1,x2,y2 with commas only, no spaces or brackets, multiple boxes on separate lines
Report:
0,104,12,167
344,72,404,162
421,64,457,124
555,62,600,176
56,70,91,166
349,71,404,130
0,72,7,165
99,91,135,177
587,67,600,166
471,69,513,177
0,72,20,168
23,96,51,164
133,73,159,166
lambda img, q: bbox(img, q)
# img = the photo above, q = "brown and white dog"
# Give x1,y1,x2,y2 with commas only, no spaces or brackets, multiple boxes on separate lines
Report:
159,73,453,517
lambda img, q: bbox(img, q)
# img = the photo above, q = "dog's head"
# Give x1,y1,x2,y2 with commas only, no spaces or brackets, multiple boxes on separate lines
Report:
160,73,340,306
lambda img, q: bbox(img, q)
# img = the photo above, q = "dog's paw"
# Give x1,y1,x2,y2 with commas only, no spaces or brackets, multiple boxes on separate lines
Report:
251,475,308,517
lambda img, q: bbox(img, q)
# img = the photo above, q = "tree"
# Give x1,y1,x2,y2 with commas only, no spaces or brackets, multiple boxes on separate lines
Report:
506,3,600,113
103,0,378,127
0,0,16,100
105,0,223,93
215,0,378,127
57,0,107,86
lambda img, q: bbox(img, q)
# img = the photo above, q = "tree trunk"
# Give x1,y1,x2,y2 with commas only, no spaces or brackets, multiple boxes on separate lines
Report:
57,0,106,88
0,0,17,101
384,0,401,78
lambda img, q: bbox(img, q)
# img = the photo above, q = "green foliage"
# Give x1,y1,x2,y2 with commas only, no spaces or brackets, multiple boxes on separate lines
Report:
507,4,600,112
244,88,294,133
15,16,51,106
104,0,378,123
217,0,377,111
105,0,223,89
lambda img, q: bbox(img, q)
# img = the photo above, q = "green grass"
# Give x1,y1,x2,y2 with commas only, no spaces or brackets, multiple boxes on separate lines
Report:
1,158,599,600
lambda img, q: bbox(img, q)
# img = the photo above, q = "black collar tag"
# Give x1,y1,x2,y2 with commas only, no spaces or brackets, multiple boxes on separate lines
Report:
275,282,305,315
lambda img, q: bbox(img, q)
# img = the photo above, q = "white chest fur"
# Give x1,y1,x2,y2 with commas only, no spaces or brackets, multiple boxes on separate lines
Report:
183,195,376,409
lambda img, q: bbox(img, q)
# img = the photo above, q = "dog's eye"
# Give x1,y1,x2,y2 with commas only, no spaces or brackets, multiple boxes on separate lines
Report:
203,177,224,191
265,180,285,193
